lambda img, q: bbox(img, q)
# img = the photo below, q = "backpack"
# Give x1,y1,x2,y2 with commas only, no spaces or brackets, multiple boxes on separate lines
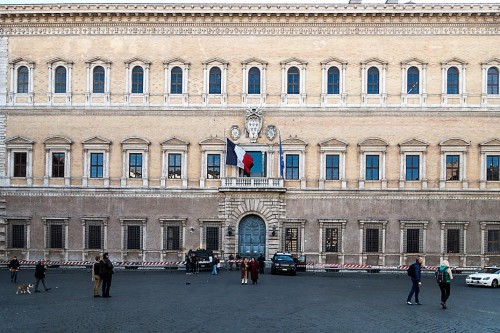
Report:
407,263,416,277
435,267,447,283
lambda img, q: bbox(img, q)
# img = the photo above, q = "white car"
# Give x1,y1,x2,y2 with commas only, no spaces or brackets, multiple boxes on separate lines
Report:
466,267,500,288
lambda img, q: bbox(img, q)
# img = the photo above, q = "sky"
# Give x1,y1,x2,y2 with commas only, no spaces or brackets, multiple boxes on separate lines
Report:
0,0,498,5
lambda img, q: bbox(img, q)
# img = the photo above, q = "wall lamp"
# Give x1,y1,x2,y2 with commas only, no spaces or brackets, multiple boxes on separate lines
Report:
227,225,233,236
271,224,277,237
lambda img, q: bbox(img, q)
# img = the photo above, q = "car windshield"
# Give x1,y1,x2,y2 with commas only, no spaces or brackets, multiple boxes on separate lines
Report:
275,255,293,262
480,268,500,274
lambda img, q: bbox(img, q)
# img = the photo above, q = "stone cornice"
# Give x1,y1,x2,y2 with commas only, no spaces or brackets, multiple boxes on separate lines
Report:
0,3,499,36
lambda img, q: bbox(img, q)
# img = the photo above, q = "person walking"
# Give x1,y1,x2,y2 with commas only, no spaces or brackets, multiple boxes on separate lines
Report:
34,260,51,292
406,257,423,305
92,255,102,297
240,257,249,285
436,260,453,309
211,254,219,275
257,253,265,274
249,257,259,285
100,252,114,298
228,254,235,271
9,256,20,283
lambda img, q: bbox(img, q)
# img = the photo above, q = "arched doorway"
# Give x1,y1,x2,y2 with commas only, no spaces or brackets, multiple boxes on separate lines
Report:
238,215,266,258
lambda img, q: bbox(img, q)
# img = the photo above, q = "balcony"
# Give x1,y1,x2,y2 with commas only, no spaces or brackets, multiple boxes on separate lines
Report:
220,177,285,192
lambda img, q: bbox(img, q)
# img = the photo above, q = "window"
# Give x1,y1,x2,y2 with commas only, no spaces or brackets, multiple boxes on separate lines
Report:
406,229,420,253
446,229,460,253
287,67,300,94
90,153,103,178
325,154,340,180
401,221,427,254
365,228,379,252
286,154,299,180
129,153,143,178
366,155,379,181
168,153,182,179
284,227,299,252
54,66,67,93
327,67,340,95
160,218,185,251
367,67,379,94
7,219,29,249
487,230,500,254
13,152,27,178
407,66,419,94
83,219,105,250
242,151,266,178
166,226,180,250
209,67,222,94
487,155,499,181
441,222,468,255
207,154,221,179
487,67,499,95
447,67,459,94
248,67,261,95
325,228,339,252
446,155,460,181
131,66,144,94
406,155,420,181
52,153,65,178
360,220,386,254
127,225,141,250
93,66,105,94
17,66,29,94
44,219,67,249
170,66,183,94
206,226,220,251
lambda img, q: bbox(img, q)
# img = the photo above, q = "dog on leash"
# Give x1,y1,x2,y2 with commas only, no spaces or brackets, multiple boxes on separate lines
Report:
16,283,34,294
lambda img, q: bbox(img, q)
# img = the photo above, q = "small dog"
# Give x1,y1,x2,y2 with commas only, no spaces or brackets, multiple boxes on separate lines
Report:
16,283,33,295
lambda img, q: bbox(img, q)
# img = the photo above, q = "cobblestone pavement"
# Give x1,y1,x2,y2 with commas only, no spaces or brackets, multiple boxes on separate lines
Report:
1,268,498,333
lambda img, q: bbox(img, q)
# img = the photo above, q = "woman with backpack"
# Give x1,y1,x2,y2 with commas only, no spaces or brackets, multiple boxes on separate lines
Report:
436,260,454,309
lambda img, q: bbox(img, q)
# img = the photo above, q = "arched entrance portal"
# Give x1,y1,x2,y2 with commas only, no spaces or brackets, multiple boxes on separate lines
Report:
238,215,266,258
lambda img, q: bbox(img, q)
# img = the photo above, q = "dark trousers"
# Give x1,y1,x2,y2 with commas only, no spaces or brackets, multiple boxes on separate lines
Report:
101,274,112,297
438,282,451,303
407,280,420,302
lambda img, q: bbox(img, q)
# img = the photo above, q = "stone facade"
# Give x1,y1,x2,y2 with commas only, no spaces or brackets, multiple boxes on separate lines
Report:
1,2,500,267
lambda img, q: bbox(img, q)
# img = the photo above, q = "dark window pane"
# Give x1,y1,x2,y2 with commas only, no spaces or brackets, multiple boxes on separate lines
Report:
242,151,265,178
13,152,27,177
286,154,299,180
52,153,65,178
206,226,219,251
406,155,420,181
447,67,459,94
325,228,338,252
446,229,460,253
168,153,182,179
284,227,299,252
248,67,261,94
132,66,144,94
129,153,142,178
170,66,183,94
88,225,102,249
90,153,103,178
487,67,499,95
406,229,420,253
54,66,67,93
327,67,340,95
487,155,499,181
407,66,419,94
11,224,25,248
207,154,220,179
446,155,460,181
50,224,63,249
17,66,29,93
366,155,379,181
365,228,379,252
367,67,379,94
326,154,339,180
209,67,221,94
167,226,180,250
93,66,105,93
127,225,141,250
287,67,300,94
487,230,500,254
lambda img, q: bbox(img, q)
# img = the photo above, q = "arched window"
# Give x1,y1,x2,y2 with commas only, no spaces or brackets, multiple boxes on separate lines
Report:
327,67,340,95
487,67,499,95
367,67,379,94
93,66,105,94
287,66,300,94
248,67,261,94
131,66,144,94
209,67,221,94
447,67,459,94
170,66,183,94
407,66,419,94
17,66,29,93
54,66,67,94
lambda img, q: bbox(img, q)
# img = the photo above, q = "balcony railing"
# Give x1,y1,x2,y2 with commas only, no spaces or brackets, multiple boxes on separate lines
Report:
221,177,284,189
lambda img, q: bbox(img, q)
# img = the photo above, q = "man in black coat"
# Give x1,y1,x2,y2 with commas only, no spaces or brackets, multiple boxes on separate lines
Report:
99,252,114,298
34,260,51,292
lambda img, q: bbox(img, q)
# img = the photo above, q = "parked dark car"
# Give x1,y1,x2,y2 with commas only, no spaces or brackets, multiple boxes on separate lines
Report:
189,249,213,271
294,255,307,272
271,252,297,276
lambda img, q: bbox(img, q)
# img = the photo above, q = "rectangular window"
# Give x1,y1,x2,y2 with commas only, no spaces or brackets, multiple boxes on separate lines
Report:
87,225,102,250
52,152,65,178
487,155,500,181
9,223,26,248
13,152,27,177
166,226,180,250
365,228,379,252
168,153,182,179
366,155,379,181
243,151,266,178
284,227,299,252
446,155,460,181
170,69,183,94
54,69,67,93
49,224,64,249
325,228,339,252
325,155,340,180
487,230,500,254
406,228,420,253
446,229,460,253
406,155,420,181
207,154,220,179
206,226,219,251
286,154,299,180
127,225,141,250
90,153,103,178
129,153,142,178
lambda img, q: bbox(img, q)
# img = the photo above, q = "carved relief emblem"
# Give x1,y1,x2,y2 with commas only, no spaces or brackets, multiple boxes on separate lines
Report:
266,125,277,141
230,125,241,140
245,107,262,143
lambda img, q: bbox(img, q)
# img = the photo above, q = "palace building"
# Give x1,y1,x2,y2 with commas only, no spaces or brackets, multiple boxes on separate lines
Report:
1,1,500,268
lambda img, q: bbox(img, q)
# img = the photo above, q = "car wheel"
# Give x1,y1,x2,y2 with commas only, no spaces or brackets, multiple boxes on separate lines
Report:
492,279,498,288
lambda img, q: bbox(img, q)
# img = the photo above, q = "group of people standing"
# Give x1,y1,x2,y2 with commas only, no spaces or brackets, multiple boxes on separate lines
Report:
406,256,453,309
239,256,264,285
92,252,114,298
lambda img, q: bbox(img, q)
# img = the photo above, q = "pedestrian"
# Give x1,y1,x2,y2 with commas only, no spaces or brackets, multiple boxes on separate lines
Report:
34,259,51,292
406,256,423,305
249,257,259,285
257,253,265,274
190,253,198,274
235,254,241,271
240,257,249,284
185,251,192,274
92,255,102,297
228,253,234,271
100,252,114,298
436,260,453,309
211,254,219,275
9,256,20,283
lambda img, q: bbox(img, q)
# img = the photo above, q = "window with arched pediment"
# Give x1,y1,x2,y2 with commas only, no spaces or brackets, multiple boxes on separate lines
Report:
92,66,105,93
54,66,67,93
209,67,222,94
407,66,419,94
170,66,183,94
287,67,300,94
248,67,261,95
131,66,144,94
487,67,499,95
447,67,459,94
17,66,29,93
367,67,379,94
327,67,340,95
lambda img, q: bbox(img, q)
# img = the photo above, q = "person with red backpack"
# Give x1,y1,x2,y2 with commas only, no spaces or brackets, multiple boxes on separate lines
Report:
436,260,454,309
406,257,423,305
